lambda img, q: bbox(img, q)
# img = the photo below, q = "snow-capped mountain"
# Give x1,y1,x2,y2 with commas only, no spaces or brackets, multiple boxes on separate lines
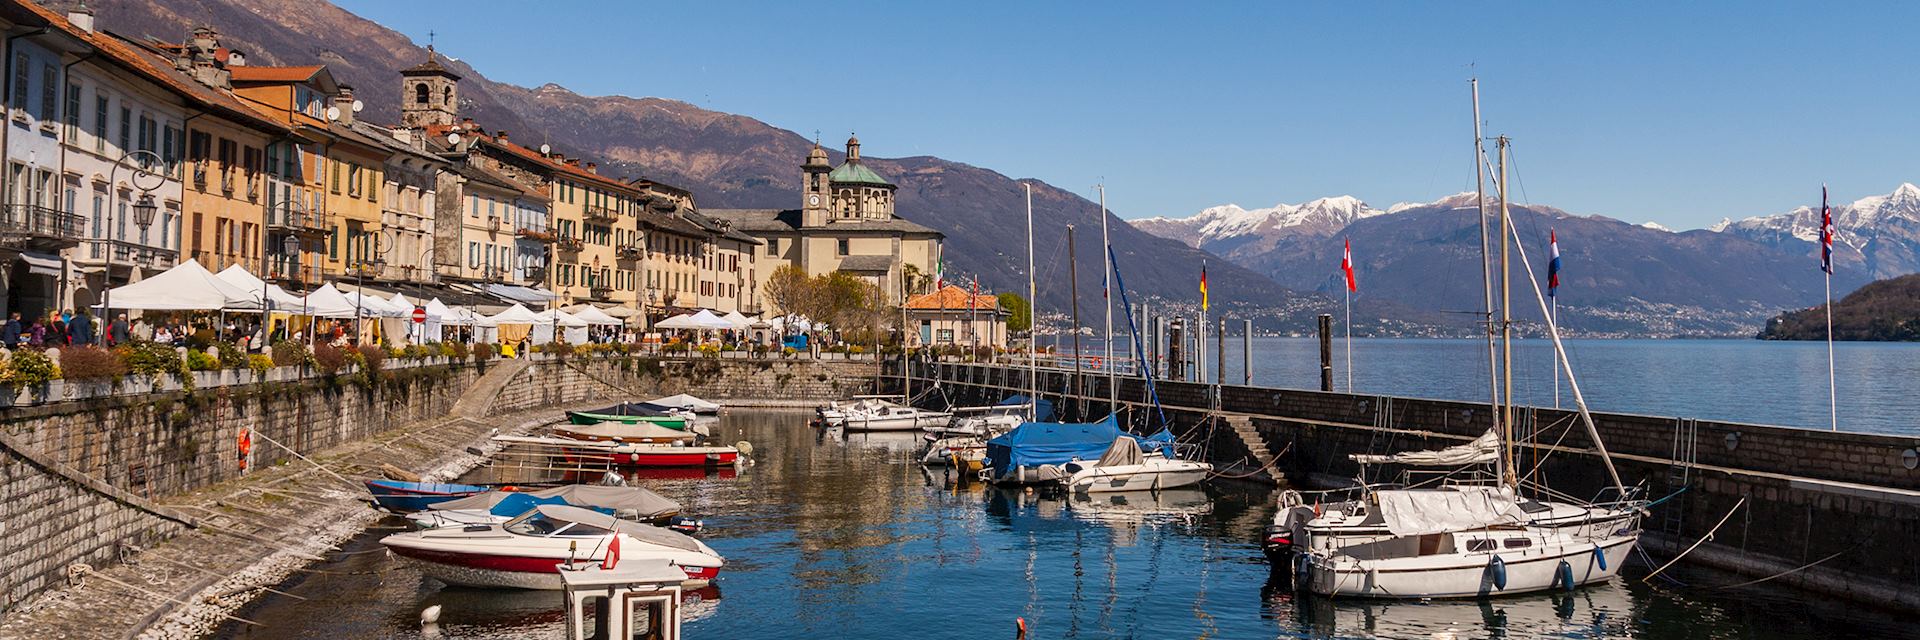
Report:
1713,183,1920,279
1132,195,1384,250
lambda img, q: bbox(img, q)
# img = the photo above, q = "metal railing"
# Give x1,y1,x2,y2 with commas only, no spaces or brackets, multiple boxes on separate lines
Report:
617,245,643,260
0,204,85,244
266,207,333,234
81,239,178,269
589,283,614,299
584,204,619,222
557,235,584,252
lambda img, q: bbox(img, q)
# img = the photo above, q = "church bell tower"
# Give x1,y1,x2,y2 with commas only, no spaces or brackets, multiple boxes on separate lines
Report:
801,142,831,228
399,45,461,129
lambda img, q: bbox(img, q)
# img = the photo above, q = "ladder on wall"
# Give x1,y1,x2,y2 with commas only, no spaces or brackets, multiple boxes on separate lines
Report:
1662,417,1699,536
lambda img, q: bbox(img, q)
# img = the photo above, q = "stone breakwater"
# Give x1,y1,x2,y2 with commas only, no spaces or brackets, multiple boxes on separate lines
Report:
906,360,1920,614
0,355,877,639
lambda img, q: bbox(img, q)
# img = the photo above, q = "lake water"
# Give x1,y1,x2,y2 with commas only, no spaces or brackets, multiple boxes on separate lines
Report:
1051,337,1920,436
214,410,1920,639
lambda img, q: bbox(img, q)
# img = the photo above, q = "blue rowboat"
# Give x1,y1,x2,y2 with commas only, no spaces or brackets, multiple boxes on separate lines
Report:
365,480,489,513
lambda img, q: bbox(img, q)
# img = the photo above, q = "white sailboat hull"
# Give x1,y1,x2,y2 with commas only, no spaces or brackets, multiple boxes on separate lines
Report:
1305,534,1636,599
1064,459,1212,493
842,412,952,432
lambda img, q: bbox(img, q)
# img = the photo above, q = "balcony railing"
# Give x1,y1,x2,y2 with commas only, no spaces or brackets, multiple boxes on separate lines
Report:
589,283,614,299
0,204,85,247
267,207,333,234
517,228,557,243
617,245,643,260
81,239,178,269
557,235,584,252
584,204,619,222
521,267,548,285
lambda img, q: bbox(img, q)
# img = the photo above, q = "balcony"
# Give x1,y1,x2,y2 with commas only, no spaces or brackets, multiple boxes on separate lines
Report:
0,204,85,249
556,235,584,252
589,283,614,299
483,266,509,282
192,165,207,190
521,266,548,285
266,207,333,236
516,228,557,243
584,204,619,222
82,239,178,270
617,245,643,261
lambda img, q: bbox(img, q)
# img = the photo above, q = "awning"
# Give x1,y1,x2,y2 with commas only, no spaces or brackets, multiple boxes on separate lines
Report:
1374,487,1526,537
484,284,555,307
19,252,61,277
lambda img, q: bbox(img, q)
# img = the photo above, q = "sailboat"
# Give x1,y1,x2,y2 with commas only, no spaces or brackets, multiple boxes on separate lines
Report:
1273,80,1646,599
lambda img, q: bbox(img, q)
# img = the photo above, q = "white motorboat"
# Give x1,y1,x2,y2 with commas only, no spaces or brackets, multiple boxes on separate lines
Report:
404,485,682,530
839,404,952,432
816,395,903,425
1059,437,1212,493
923,403,1030,437
382,504,723,589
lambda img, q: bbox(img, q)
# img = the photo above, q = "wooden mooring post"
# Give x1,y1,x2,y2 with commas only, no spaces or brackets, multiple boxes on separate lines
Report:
1317,314,1333,392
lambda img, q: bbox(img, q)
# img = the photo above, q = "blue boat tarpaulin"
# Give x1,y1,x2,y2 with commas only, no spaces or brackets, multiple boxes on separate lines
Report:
997,394,1055,422
986,415,1127,473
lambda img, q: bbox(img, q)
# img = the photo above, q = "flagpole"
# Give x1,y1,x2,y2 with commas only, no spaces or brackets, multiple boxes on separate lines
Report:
1820,184,1837,433
1344,280,1352,393
1026,182,1037,422
1552,293,1559,409
1099,184,1115,414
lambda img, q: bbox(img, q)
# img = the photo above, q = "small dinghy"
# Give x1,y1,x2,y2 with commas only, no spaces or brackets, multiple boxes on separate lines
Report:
566,403,692,429
365,480,490,513
406,485,683,530
553,421,699,444
645,394,721,414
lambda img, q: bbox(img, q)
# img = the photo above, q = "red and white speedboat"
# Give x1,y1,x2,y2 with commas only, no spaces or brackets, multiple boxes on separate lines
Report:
381,504,724,589
494,435,741,468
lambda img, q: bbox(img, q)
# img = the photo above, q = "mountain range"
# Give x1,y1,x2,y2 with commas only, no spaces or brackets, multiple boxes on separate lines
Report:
92,0,1311,322
1138,185,1920,336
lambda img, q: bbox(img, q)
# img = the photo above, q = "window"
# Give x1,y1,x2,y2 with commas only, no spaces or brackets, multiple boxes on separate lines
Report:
329,225,339,259
330,160,341,193
63,82,79,137
469,193,478,218
117,106,130,153
837,238,849,256
137,114,155,153
163,126,181,176
191,213,202,256
39,64,55,121
93,95,107,152
441,86,451,106
91,192,103,246
1502,538,1532,549
467,241,478,268
1466,539,1495,552
348,163,361,197
413,83,428,104
9,54,26,113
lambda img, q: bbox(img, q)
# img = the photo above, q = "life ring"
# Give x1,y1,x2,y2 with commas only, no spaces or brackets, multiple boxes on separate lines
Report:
1089,356,1102,370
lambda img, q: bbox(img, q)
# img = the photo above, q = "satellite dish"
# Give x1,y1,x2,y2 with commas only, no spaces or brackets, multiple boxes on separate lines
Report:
447,132,462,145
539,144,551,155
325,105,340,121
351,99,365,113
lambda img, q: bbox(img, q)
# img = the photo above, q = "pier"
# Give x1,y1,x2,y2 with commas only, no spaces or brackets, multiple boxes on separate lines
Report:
902,358,1920,614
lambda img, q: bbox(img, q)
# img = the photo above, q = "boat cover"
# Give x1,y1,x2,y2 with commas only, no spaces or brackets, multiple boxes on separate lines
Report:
1350,428,1499,467
647,394,721,413
432,486,681,519
555,422,696,441
997,395,1054,422
532,504,701,552
1092,436,1143,468
579,403,677,417
985,415,1126,472
1374,486,1526,536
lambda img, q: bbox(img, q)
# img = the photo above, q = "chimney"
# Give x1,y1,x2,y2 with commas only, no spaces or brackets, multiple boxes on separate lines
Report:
181,26,231,89
495,130,508,144
331,85,356,125
585,161,597,174
67,2,95,33
553,153,565,163
461,117,475,130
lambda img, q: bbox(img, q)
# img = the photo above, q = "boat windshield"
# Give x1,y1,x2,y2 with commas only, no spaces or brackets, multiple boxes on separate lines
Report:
504,513,615,538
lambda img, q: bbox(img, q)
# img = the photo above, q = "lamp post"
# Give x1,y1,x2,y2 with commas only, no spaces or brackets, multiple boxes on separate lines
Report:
103,149,165,315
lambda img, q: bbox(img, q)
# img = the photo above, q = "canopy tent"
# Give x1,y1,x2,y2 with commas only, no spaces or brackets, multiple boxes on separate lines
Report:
487,303,547,325
487,303,544,351
98,260,259,311
301,284,360,318
1374,487,1526,537
541,309,588,344
1350,429,1499,467
341,290,405,317
720,310,753,331
569,306,623,326
484,284,555,308
656,309,733,331
598,305,642,318
214,265,314,313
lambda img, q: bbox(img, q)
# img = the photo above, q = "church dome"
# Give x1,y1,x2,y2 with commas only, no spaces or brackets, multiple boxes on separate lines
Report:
830,161,893,187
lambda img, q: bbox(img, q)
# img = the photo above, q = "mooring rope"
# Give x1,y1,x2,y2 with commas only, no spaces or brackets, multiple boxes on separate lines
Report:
1642,495,1746,584
1208,443,1290,480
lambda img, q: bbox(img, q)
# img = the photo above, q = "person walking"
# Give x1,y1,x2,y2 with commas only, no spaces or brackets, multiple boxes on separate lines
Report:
45,313,68,347
25,318,45,347
69,310,95,346
108,313,130,347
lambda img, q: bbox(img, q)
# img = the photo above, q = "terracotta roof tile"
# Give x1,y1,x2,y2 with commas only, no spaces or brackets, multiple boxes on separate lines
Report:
905,285,1000,311
228,65,325,83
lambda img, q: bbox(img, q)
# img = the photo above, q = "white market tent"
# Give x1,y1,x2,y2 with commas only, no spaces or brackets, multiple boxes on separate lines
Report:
721,310,753,331
488,303,546,325
342,290,405,318
570,306,623,326
488,303,547,348
542,309,589,343
214,265,313,313
302,284,360,318
656,309,733,331
99,260,259,311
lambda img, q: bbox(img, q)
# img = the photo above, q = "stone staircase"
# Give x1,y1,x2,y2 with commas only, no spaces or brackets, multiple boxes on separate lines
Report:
1217,414,1282,484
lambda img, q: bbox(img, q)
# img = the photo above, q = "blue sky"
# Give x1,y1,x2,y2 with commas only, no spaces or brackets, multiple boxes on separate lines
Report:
338,1,1920,229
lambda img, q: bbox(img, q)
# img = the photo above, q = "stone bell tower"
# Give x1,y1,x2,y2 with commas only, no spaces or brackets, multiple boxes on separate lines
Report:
800,142,831,228
399,45,461,129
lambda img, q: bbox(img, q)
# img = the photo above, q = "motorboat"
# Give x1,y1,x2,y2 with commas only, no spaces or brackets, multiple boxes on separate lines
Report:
839,404,952,432
919,434,990,469
405,485,682,530
382,504,723,589
493,435,741,468
553,421,699,444
923,395,1048,437
365,480,489,513
646,393,721,414
1059,437,1212,493
981,415,1143,486
566,403,692,429
815,395,902,426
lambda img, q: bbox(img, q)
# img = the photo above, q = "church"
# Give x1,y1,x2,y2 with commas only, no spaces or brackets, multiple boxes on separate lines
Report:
708,136,944,309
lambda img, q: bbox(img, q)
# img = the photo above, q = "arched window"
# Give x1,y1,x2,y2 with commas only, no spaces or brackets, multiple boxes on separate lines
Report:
414,83,428,104
442,86,453,106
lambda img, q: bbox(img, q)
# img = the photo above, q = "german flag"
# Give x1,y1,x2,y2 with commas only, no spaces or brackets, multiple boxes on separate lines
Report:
1199,262,1209,312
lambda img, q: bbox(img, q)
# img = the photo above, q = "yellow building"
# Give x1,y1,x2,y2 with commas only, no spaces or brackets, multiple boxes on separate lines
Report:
319,98,390,280
230,64,341,287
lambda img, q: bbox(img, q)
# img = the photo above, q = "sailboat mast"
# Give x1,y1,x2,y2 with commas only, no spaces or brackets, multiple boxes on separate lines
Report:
1068,225,1084,400
1497,135,1517,491
1471,78,1503,487
1026,183,1038,422
1099,185,1115,413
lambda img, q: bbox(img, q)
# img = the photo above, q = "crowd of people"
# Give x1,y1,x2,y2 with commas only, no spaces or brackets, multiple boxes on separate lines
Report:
1,310,122,349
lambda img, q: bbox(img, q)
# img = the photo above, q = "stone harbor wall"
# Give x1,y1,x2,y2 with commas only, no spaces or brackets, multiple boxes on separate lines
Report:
0,355,875,613
907,360,1920,613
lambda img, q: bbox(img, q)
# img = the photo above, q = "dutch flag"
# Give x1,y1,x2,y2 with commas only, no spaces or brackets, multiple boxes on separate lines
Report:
1547,230,1561,298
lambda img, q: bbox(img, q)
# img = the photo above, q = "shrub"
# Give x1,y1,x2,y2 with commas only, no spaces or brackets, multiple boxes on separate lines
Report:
696,344,720,359
186,350,220,371
58,345,126,381
403,344,432,359
356,344,386,377
546,341,575,359
0,349,58,386
471,342,496,361
312,343,347,374
782,346,798,358
662,341,691,353
119,341,188,381
272,340,313,367
215,341,246,370
751,343,771,355
848,345,866,355
431,341,456,358
246,354,274,377
448,341,470,359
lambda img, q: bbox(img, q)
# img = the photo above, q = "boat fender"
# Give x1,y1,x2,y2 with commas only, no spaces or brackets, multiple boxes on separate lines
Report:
1594,545,1609,571
1556,560,1575,592
736,441,754,457
1488,555,1508,590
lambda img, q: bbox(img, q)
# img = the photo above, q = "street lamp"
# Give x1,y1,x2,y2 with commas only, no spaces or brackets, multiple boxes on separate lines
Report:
102,149,165,315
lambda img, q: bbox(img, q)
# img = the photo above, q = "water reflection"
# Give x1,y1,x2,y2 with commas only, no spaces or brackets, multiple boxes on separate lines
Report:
213,409,1920,640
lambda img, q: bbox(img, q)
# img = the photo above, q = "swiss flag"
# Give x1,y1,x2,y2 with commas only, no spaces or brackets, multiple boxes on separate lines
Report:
1342,238,1357,292
602,535,621,570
